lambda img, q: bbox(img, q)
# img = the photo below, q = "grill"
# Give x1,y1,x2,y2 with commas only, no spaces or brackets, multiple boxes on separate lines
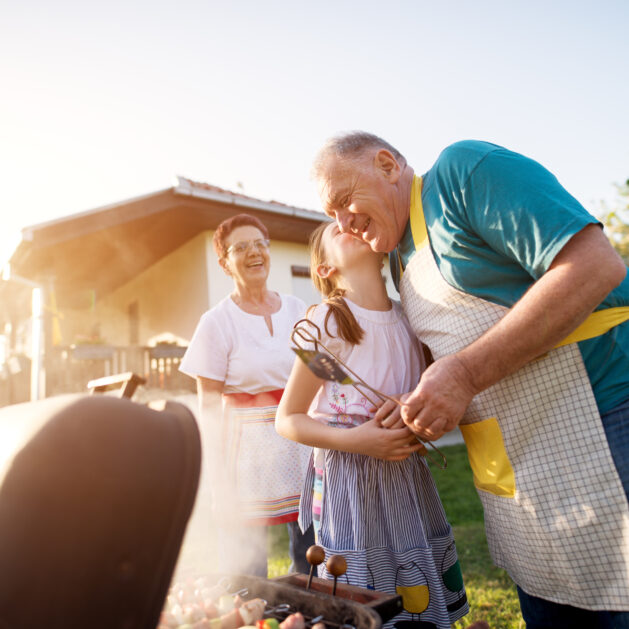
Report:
212,574,403,629
0,392,403,629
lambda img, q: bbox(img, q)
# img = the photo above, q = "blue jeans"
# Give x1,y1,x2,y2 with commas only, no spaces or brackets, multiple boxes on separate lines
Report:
516,397,629,628
517,587,629,629
602,397,629,502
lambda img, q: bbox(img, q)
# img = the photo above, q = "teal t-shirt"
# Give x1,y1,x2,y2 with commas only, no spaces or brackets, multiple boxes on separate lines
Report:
393,140,629,414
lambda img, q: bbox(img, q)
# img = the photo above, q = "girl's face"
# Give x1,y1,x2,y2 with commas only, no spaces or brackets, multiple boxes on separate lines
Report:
320,221,380,271
221,225,270,286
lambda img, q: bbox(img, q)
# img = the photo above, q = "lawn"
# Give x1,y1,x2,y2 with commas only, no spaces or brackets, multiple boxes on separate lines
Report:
268,444,524,629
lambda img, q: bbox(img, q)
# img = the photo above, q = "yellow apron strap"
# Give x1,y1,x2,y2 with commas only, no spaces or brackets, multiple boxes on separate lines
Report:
555,306,629,347
409,175,428,249
395,248,404,283
397,175,426,284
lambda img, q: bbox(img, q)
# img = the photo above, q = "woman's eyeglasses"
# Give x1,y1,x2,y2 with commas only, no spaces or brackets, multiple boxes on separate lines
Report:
226,238,270,256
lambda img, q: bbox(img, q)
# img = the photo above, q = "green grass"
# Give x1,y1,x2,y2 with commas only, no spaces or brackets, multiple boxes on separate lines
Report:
428,444,522,628
269,444,523,629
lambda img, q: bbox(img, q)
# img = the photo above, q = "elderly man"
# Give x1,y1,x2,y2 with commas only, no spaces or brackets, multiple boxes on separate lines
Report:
313,132,629,629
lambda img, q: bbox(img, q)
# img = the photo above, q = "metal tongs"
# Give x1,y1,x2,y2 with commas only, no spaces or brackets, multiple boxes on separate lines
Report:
291,319,447,470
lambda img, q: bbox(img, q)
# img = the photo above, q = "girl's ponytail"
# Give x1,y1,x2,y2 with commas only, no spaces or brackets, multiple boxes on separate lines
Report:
308,223,365,345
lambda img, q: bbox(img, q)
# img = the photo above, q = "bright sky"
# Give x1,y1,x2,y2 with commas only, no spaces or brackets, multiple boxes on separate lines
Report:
1,0,628,266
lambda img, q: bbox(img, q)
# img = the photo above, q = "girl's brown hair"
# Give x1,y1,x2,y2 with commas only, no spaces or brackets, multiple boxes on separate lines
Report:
309,222,365,345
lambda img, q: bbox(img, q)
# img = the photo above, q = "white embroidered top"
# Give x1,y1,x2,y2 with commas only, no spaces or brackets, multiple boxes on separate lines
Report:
305,298,424,425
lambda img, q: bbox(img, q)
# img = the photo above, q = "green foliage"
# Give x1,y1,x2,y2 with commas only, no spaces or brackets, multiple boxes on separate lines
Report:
269,444,522,628
600,179,629,264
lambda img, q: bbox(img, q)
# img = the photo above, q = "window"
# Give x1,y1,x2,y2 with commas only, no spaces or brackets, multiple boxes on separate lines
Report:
290,266,320,307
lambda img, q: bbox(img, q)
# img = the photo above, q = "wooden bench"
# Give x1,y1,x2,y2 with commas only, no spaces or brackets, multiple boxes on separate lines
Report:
87,372,146,399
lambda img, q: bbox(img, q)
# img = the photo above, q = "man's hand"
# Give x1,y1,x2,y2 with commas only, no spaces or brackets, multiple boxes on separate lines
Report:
400,226,626,441
350,417,425,461
400,353,478,441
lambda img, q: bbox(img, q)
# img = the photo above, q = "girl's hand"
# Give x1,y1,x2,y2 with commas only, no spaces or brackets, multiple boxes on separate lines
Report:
373,398,405,429
350,418,425,461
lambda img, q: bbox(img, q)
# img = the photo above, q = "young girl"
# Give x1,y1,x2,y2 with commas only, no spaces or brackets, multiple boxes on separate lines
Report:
276,221,469,629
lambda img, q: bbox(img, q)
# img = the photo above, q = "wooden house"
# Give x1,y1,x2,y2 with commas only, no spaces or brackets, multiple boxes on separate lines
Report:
0,178,326,403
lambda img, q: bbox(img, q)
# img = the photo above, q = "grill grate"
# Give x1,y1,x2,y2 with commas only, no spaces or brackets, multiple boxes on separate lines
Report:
217,575,383,629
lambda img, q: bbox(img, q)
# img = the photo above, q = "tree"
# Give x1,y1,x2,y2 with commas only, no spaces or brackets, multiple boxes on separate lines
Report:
600,179,629,264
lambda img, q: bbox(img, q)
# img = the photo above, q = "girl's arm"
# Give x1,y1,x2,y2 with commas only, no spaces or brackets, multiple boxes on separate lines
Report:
277,358,425,461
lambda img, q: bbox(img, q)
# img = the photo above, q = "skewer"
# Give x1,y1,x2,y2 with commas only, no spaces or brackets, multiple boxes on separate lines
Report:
305,545,326,590
326,555,347,596
263,602,354,629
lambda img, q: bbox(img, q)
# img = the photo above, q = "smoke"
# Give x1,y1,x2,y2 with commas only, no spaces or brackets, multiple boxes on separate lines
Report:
172,395,272,581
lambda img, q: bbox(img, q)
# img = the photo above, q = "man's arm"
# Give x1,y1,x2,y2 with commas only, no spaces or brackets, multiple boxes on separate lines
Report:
401,224,627,440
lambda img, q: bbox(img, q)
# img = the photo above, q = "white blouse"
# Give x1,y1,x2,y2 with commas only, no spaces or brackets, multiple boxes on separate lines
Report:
179,294,306,394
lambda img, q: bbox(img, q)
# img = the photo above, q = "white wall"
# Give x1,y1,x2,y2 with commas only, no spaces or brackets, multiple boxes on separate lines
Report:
95,232,210,346
292,275,320,309
383,255,400,300
75,231,399,349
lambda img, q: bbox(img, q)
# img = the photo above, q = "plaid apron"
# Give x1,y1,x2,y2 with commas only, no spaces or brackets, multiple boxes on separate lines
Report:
399,175,629,610
223,390,310,525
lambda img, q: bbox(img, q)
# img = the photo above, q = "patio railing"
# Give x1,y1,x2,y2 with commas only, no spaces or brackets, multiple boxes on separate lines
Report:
0,343,196,407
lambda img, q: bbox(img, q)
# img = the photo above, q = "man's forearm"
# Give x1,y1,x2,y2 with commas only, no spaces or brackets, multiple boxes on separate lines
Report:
457,225,626,394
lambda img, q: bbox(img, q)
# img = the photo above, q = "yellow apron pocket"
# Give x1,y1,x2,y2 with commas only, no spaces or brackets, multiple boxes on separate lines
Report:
460,418,516,497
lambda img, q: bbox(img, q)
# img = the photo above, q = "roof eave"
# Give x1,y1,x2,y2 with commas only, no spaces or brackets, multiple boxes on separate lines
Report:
20,187,175,240
173,176,324,223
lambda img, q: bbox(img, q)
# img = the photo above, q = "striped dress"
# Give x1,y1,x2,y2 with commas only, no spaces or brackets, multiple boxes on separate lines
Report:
298,299,469,629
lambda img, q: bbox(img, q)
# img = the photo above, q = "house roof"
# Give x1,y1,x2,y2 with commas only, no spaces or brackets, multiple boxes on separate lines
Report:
7,177,325,307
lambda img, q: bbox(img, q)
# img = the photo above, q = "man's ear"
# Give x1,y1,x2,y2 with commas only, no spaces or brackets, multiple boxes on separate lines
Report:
374,149,401,184
219,258,231,276
316,263,336,279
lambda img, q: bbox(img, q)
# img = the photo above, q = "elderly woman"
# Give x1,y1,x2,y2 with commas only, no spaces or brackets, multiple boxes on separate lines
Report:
179,213,313,577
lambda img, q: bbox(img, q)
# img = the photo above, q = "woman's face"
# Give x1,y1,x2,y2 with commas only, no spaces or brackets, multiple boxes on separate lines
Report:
222,225,270,287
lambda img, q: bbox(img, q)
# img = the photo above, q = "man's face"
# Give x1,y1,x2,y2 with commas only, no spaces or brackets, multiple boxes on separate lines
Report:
317,151,405,253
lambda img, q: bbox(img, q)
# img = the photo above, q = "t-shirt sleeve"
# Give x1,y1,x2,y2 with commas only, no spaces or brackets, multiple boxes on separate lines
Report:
178,310,230,381
459,148,601,279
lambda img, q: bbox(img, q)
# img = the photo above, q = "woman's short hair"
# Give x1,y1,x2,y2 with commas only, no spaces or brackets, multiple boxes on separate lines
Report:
212,213,270,259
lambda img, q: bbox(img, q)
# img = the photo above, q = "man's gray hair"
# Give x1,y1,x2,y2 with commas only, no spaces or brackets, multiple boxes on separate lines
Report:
312,131,406,180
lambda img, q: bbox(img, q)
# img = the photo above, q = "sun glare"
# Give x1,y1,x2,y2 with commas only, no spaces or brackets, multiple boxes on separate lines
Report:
0,231,21,268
